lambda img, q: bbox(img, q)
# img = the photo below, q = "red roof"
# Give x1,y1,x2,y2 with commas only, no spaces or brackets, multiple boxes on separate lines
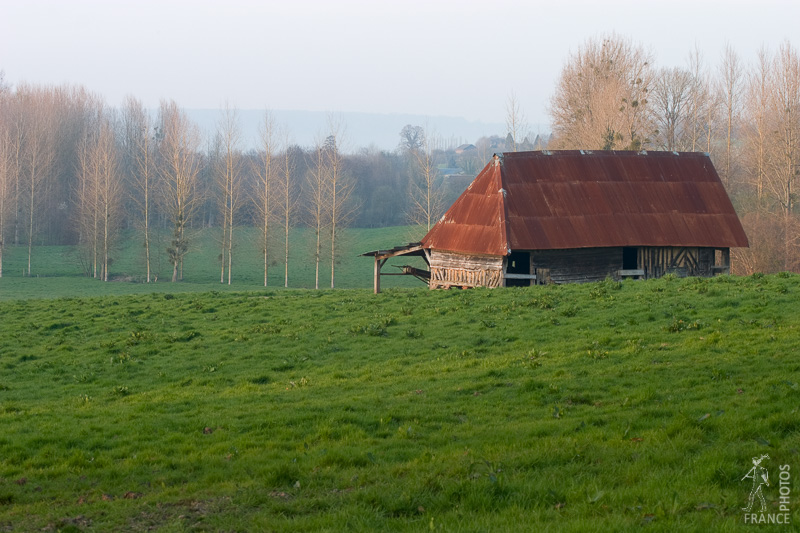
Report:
421,150,749,256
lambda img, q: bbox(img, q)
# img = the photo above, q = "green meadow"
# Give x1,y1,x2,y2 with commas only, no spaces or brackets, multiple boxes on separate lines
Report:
0,231,798,531
0,226,428,301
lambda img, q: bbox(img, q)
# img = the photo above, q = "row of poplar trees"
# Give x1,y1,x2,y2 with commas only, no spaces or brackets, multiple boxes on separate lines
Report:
0,80,361,287
547,34,800,274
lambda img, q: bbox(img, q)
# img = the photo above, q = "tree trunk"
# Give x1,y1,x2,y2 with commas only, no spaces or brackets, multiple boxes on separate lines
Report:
315,225,320,290
27,159,35,276
227,221,233,285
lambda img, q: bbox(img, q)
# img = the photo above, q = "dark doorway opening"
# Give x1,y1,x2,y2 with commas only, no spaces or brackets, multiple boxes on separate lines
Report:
506,251,531,287
622,247,638,270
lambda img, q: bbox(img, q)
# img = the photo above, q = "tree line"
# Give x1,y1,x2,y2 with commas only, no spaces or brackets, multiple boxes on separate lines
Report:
1,35,798,282
0,77,489,285
547,34,799,274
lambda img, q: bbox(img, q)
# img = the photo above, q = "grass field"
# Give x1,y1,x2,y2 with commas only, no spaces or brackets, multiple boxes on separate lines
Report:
0,226,428,301
0,270,798,531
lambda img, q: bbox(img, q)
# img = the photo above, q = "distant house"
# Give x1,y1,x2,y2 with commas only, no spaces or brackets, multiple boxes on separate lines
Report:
455,144,477,154
363,150,748,292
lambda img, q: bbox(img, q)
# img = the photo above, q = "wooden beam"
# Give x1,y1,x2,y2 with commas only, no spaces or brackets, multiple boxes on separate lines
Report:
374,256,381,294
503,273,538,279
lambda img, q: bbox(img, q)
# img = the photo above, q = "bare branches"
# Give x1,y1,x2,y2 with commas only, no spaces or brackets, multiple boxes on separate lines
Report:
121,96,155,281
549,34,655,150
406,125,445,233
652,67,693,151
17,84,58,276
251,110,278,287
214,103,243,285
278,135,297,288
324,116,357,289
0,98,10,277
505,92,528,152
306,137,328,290
156,100,202,282
719,45,744,187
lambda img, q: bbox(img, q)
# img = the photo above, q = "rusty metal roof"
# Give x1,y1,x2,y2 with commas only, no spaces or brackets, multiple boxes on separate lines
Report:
421,150,749,256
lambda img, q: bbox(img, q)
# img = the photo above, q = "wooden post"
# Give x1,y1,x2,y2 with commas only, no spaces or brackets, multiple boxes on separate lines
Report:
374,256,381,294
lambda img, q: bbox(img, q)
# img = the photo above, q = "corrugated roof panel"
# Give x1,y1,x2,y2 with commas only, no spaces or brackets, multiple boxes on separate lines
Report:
421,150,748,256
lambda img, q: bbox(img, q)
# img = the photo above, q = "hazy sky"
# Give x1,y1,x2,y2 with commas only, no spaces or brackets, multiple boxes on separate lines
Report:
1,0,799,127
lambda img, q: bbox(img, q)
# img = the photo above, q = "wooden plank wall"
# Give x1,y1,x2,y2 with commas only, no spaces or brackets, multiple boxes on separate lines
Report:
427,247,725,289
429,251,503,289
531,248,622,284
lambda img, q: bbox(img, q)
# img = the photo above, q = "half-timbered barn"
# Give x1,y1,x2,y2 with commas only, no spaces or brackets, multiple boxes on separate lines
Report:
363,150,749,292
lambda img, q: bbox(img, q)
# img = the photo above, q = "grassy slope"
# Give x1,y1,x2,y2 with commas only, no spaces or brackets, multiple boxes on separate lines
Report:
0,226,429,300
0,274,798,531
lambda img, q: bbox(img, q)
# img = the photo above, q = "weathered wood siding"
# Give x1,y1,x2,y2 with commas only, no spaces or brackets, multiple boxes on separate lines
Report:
427,246,728,289
531,248,622,284
429,250,503,289
529,246,723,285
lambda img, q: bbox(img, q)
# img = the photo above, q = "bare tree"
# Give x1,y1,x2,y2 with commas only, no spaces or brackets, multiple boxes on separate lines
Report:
743,47,773,205
0,105,9,277
8,95,23,248
214,104,243,285
703,75,721,154
407,126,444,232
277,136,296,288
252,110,278,287
156,100,203,282
74,102,121,281
95,116,121,281
121,96,156,282
17,84,57,276
306,137,328,289
652,67,693,150
0,76,8,277
398,124,425,153
718,44,744,188
549,34,655,150
75,108,100,278
325,118,357,289
505,92,528,152
685,46,710,152
765,41,800,217
765,41,800,270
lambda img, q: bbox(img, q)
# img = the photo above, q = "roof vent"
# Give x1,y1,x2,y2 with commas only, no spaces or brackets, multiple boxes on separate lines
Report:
672,151,680,156
638,150,648,156
499,188,507,197
542,150,552,155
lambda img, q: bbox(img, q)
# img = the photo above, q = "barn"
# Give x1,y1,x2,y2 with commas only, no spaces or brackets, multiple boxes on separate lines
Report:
363,150,749,292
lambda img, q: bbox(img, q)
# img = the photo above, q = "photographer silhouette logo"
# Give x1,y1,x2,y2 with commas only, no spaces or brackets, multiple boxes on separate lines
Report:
741,454,791,525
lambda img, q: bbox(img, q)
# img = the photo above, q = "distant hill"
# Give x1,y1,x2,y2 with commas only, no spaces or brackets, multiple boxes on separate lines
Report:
185,109,547,152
